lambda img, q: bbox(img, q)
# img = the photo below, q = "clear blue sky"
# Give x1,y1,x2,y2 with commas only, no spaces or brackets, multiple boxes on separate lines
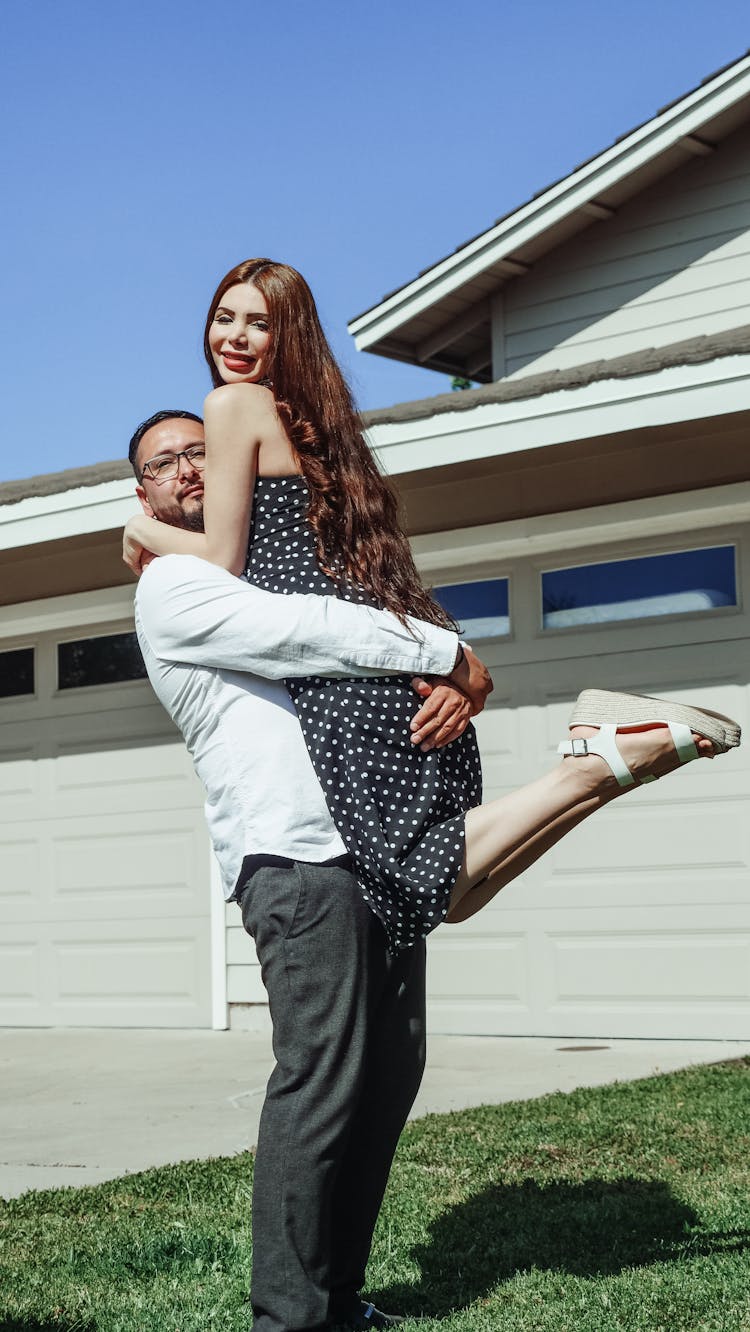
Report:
1,0,748,482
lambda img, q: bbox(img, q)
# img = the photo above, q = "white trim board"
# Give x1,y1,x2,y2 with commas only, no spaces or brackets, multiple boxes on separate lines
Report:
0,584,136,640
349,55,750,350
366,354,750,476
411,481,750,575
0,476,136,551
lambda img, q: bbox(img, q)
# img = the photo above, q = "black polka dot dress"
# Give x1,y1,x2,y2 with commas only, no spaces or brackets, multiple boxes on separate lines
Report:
245,477,482,952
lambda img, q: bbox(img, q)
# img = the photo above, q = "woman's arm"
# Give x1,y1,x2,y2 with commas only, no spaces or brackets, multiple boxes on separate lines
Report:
123,384,276,575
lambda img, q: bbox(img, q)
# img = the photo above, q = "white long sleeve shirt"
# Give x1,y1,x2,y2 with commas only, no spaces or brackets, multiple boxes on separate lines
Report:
134,555,459,898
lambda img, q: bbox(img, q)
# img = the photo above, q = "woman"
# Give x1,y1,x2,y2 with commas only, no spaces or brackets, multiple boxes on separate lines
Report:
123,259,740,949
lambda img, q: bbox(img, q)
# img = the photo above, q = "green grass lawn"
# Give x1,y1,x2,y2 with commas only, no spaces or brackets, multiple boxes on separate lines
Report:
1,1058,749,1332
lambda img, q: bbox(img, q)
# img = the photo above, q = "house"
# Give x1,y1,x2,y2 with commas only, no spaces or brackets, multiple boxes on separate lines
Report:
2,53,749,1038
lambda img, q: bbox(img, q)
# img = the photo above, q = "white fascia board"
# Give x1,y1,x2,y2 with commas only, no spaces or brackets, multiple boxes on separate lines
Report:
411,481,750,576
0,584,136,641
0,476,137,551
349,56,750,349
366,354,750,477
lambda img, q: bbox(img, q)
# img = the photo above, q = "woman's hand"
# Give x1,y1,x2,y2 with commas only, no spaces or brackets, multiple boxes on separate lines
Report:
410,676,473,750
123,515,157,576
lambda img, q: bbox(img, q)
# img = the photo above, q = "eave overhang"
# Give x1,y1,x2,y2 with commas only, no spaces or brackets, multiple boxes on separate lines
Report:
365,350,750,478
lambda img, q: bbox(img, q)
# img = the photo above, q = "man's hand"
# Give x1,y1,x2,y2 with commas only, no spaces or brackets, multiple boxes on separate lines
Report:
123,515,156,577
448,644,493,715
410,676,472,751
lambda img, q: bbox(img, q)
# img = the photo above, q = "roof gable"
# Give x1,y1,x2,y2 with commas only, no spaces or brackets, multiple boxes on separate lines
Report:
349,51,750,381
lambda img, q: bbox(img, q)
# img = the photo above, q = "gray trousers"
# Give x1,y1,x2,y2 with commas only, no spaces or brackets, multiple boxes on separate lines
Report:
239,859,427,1332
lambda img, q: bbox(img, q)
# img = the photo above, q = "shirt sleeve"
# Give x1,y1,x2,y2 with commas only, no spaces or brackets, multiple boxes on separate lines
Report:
135,555,458,680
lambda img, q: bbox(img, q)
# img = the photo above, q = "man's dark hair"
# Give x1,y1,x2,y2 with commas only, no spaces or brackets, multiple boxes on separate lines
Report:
128,409,204,480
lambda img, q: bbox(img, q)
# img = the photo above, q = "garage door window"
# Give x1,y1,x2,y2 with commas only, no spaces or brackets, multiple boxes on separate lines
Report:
58,632,147,689
433,577,510,639
0,646,34,698
542,545,737,629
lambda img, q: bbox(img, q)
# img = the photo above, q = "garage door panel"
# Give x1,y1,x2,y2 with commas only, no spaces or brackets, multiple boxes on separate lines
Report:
538,866,750,912
1,812,209,923
0,839,43,901
0,743,42,820
0,651,212,1028
453,857,749,919
0,920,210,1028
51,823,206,917
43,700,173,736
543,793,749,878
536,693,580,752
433,907,750,1038
472,707,518,758
428,933,528,1005
474,700,553,795
472,693,529,790
427,917,547,1035
0,939,40,1011
54,932,204,1006
549,927,750,1006
542,913,750,1039
426,999,534,1035
50,735,203,819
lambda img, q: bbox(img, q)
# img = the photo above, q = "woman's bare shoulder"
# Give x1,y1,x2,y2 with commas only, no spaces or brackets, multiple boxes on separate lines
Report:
203,382,276,418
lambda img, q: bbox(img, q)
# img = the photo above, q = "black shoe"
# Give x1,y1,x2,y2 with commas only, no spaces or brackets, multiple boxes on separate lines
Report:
332,1298,405,1328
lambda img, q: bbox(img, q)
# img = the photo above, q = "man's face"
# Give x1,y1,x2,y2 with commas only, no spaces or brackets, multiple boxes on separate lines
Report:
135,418,205,531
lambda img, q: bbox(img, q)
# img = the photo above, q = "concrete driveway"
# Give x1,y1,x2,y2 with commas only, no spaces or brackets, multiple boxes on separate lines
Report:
2,1028,749,1199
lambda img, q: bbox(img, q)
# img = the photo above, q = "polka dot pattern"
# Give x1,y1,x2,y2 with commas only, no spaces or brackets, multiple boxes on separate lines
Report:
245,478,482,952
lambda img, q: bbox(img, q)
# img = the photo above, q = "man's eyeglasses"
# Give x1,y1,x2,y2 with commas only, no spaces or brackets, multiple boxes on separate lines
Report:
141,446,206,483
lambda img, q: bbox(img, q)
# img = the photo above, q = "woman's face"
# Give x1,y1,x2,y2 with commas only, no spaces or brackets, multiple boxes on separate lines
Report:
208,282,272,384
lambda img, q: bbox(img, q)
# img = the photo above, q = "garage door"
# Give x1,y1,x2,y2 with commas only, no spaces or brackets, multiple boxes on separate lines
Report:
0,621,212,1027
428,529,750,1039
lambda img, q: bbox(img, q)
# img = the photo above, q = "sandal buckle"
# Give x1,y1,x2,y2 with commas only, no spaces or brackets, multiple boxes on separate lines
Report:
571,737,589,757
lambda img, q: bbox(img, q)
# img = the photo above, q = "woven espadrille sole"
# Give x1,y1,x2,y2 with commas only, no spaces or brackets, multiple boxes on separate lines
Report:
569,689,741,754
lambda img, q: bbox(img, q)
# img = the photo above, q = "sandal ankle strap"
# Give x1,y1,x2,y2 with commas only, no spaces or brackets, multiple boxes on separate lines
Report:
557,719,700,788
557,725,636,787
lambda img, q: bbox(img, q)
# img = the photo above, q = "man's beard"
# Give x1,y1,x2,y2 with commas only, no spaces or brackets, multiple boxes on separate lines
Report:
157,502,204,533
180,504,204,533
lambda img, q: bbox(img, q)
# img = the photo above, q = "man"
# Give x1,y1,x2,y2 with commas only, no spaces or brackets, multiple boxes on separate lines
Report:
128,410,490,1332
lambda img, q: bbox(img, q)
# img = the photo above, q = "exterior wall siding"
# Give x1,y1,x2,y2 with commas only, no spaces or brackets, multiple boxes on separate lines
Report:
500,124,750,378
226,901,270,1030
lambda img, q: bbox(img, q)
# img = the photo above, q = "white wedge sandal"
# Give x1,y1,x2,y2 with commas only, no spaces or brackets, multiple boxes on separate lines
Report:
557,688,742,788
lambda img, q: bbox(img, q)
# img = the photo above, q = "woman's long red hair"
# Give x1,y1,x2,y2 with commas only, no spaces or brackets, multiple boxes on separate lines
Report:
204,259,455,630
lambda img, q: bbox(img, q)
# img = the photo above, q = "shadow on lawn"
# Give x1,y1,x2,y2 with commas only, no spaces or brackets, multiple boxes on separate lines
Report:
377,1176,750,1318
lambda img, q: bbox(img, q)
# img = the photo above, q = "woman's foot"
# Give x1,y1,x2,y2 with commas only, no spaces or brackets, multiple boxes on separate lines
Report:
561,721,715,797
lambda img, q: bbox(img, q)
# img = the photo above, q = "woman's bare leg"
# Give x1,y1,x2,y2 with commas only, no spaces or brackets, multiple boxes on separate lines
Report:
448,724,715,919
446,800,596,923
